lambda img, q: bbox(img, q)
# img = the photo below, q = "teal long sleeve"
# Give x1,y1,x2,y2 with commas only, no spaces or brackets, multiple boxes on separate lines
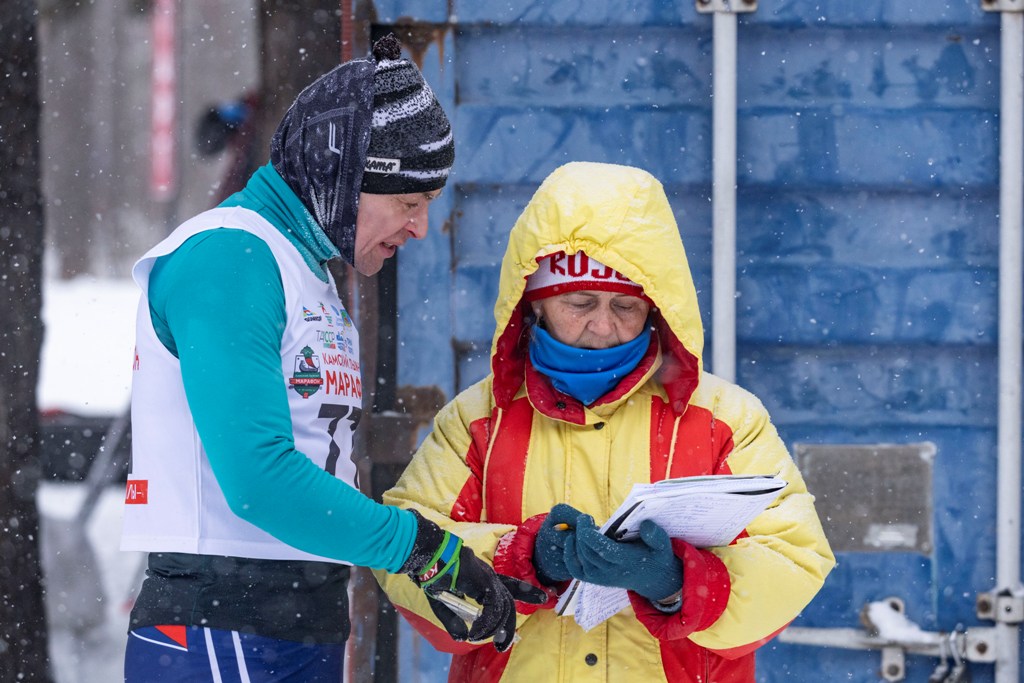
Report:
148,228,416,573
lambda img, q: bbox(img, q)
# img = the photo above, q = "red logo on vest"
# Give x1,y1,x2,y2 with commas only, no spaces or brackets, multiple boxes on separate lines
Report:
125,479,149,504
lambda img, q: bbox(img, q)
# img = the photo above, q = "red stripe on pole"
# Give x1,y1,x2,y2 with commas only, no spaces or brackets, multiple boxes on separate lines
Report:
340,0,352,62
150,0,176,201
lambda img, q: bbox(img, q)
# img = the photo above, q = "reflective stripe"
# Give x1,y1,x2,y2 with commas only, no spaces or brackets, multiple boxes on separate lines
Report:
203,628,223,683
231,631,252,683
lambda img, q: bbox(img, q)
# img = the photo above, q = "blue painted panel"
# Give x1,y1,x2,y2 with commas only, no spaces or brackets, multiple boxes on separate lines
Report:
929,428,1000,625
456,105,711,184
452,184,533,268
739,109,998,187
454,0,994,29
456,340,490,392
454,0,995,28
457,25,711,106
801,553,937,628
761,646,994,683
452,0,698,26
764,427,999,624
753,0,994,28
371,0,448,23
452,264,500,341
770,428,999,679
737,190,999,269
770,540,991,679
456,25,1000,144
736,266,997,344
775,425,1001,664
739,27,999,109
739,346,997,428
398,33,456,397
762,551,996,682
757,644,882,683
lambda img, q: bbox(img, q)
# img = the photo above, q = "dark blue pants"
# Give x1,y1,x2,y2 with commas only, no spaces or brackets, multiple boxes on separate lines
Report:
124,625,344,682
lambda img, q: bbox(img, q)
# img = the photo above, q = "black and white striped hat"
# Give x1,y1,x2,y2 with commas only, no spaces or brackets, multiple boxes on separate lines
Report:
361,34,454,195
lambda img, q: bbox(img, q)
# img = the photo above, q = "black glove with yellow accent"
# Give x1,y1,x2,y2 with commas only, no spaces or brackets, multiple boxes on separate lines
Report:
400,510,547,652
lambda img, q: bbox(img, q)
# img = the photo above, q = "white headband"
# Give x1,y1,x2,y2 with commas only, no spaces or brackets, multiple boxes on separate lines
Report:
524,252,643,301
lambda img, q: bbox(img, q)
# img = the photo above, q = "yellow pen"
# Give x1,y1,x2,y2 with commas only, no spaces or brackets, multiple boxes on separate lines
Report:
553,523,572,531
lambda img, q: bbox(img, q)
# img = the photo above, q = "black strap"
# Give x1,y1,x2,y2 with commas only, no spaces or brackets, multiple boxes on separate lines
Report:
129,553,351,644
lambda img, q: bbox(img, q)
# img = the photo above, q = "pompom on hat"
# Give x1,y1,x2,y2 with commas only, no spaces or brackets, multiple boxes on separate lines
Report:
361,34,455,194
524,251,644,302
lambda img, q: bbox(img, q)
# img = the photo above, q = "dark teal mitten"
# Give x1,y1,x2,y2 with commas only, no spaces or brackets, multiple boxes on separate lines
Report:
564,515,683,601
533,503,585,585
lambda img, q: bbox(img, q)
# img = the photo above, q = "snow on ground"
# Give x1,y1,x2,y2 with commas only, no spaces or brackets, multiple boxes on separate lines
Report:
39,275,142,682
39,276,139,417
40,484,145,683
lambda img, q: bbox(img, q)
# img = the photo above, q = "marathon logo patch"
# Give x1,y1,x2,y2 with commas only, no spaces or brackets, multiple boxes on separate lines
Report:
125,479,148,504
290,346,324,398
365,156,401,174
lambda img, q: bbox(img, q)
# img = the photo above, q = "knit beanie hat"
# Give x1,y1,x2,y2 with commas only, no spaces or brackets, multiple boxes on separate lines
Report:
525,251,644,301
270,34,454,265
361,34,454,194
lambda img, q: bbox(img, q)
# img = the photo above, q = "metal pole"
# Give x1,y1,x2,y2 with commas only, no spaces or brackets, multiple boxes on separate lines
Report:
996,10,1024,683
711,10,738,382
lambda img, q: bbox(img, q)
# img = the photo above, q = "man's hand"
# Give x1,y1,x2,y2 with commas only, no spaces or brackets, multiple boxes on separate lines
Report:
533,503,585,585
564,515,683,602
401,510,547,651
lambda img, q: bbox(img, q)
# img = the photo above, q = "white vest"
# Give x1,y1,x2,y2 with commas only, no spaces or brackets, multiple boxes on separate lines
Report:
121,207,361,563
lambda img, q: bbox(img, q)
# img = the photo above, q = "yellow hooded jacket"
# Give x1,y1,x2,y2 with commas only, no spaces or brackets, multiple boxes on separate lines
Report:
375,162,835,682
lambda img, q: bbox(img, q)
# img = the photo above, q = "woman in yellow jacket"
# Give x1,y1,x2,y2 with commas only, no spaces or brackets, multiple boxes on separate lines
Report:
374,162,835,682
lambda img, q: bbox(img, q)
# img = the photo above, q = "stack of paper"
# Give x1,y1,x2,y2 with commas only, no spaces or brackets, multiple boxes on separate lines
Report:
555,473,787,631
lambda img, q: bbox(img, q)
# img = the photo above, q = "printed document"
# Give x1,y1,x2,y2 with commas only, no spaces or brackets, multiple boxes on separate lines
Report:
555,474,787,631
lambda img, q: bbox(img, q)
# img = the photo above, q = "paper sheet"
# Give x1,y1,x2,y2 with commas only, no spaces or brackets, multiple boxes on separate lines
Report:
555,474,786,630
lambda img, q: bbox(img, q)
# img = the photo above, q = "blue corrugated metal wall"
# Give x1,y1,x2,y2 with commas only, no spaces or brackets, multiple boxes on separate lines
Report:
387,2,1009,681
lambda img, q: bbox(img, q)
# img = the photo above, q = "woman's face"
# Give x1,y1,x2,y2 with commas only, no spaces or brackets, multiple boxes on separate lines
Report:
531,290,650,349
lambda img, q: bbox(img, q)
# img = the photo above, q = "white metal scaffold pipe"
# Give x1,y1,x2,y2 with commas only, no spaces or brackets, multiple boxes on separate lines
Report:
996,10,1023,683
711,10,738,383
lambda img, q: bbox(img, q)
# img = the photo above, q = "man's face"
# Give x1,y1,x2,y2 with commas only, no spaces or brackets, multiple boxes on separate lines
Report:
531,291,651,349
353,190,441,275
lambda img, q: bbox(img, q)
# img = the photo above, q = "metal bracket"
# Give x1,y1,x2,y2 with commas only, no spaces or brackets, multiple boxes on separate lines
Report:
778,598,997,682
695,0,757,13
880,646,905,682
977,586,1024,624
780,626,996,663
981,0,1024,12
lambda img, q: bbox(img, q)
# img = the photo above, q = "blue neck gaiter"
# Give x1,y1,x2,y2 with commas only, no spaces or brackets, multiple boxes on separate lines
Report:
529,325,652,406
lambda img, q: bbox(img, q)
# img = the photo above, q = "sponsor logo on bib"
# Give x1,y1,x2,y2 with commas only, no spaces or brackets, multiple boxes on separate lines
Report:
125,480,149,504
289,345,324,398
